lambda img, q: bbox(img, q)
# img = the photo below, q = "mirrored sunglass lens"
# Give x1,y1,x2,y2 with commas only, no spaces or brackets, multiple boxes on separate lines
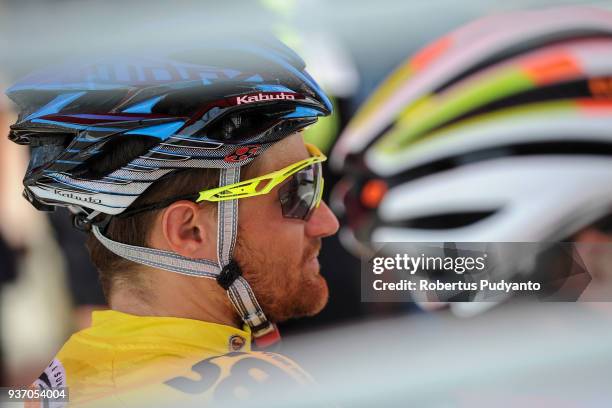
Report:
279,164,322,220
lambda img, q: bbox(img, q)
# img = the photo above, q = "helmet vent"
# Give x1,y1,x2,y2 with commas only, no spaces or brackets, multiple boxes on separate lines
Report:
72,135,160,179
392,210,498,230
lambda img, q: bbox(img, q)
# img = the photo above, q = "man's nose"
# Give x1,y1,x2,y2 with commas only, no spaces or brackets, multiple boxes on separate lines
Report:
305,201,340,238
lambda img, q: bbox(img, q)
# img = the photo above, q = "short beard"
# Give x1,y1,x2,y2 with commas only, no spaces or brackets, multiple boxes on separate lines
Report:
233,235,328,323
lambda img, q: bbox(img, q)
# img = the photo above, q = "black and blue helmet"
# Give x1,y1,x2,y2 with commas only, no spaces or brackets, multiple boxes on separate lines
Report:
7,40,332,215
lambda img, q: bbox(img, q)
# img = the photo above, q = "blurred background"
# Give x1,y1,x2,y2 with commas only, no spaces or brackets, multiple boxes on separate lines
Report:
1,0,612,405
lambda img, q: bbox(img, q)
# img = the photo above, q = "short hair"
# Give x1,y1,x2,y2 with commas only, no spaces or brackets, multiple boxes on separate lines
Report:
84,136,228,301
87,166,219,301
85,136,265,301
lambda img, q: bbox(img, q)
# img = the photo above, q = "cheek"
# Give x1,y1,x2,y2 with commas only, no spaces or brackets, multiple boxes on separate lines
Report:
244,219,306,265
239,194,306,260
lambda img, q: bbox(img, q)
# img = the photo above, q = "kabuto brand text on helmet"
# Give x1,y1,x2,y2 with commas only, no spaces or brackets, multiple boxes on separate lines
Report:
235,92,300,105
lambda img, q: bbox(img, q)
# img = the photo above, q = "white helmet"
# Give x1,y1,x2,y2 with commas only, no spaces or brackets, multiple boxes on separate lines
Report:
331,7,612,313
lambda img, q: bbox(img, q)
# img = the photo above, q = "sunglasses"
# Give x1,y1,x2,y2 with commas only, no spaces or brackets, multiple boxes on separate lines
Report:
118,144,326,221
195,143,326,220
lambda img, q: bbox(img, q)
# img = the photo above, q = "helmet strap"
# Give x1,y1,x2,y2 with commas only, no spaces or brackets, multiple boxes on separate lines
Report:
216,167,279,344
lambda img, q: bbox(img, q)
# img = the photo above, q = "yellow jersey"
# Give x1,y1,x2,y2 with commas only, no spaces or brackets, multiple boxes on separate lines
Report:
30,310,314,407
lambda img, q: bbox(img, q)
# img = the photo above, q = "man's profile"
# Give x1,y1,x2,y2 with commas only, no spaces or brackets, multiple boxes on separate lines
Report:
8,39,338,406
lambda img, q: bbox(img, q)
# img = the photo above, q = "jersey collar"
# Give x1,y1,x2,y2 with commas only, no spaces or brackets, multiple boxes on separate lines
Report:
91,310,252,353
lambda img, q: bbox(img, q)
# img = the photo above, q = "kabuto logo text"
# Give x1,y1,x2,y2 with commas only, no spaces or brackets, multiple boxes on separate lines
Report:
235,92,298,105
54,189,102,204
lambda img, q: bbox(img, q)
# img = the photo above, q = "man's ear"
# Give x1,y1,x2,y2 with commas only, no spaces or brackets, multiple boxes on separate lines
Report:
160,201,216,258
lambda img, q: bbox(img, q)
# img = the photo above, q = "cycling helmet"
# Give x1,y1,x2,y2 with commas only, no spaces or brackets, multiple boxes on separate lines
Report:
8,38,332,345
330,7,612,313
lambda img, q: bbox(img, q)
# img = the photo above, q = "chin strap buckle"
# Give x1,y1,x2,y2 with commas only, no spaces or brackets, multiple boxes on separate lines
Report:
253,322,281,349
216,260,242,290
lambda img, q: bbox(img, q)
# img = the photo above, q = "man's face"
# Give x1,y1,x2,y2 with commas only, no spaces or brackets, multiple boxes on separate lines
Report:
233,134,339,322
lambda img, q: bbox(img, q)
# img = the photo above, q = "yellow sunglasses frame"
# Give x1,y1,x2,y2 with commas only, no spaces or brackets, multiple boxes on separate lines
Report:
196,143,326,203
